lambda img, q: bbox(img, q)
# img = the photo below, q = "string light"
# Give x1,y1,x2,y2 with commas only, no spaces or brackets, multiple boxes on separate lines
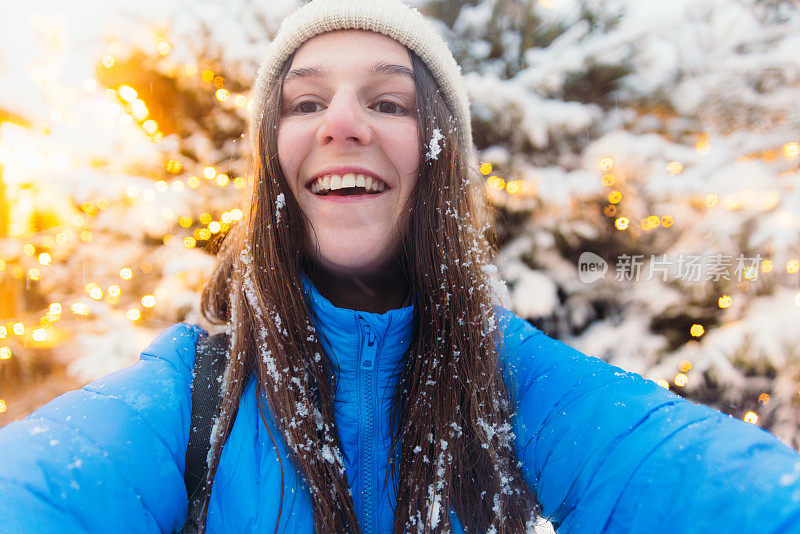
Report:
23,244,35,256
234,95,248,108
787,260,799,274
215,89,229,102
690,324,705,337
667,161,683,175
233,176,246,189
0,347,11,359
155,180,168,192
50,303,62,315
602,173,615,186
102,56,115,68
599,157,613,171
157,41,171,55
679,360,692,372
0,400,6,413
674,373,688,387
0,326,6,338
32,329,47,342
661,215,674,227
655,379,669,389
141,295,156,308
203,167,216,179
718,295,732,308
28,268,40,281
230,209,243,221
604,205,616,217
208,221,221,234
184,237,196,249
744,411,758,424
608,191,622,204
188,176,200,188
89,287,103,300
216,174,229,187
783,142,799,159
127,308,141,321
166,160,182,174
118,85,137,102
108,285,121,297
13,323,24,336
506,181,521,194
38,253,51,265
486,176,505,190
758,393,771,405
479,162,492,175
614,217,629,230
120,268,133,280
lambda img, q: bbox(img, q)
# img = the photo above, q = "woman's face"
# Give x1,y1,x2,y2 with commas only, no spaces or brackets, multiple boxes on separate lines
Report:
277,30,420,278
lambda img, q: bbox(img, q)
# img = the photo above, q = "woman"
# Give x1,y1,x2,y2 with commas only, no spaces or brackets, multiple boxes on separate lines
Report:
2,1,800,533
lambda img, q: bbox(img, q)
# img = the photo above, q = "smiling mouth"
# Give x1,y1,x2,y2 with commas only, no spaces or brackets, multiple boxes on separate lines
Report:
309,173,388,196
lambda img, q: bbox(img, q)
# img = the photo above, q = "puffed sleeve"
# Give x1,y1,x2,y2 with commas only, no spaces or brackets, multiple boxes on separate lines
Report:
0,323,206,534
498,310,800,533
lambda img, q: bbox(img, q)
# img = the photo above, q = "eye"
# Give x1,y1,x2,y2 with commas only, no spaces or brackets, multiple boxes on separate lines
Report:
291,100,323,114
373,101,407,115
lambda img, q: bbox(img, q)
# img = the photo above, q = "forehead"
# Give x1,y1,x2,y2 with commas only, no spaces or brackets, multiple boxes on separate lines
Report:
286,30,413,78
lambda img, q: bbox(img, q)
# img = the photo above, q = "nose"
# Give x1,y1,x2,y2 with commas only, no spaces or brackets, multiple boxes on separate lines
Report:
316,91,373,147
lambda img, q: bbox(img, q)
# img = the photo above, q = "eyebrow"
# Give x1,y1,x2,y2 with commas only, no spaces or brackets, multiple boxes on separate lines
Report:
283,62,415,83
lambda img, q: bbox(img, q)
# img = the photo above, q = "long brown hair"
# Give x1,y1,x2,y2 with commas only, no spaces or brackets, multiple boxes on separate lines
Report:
195,43,542,533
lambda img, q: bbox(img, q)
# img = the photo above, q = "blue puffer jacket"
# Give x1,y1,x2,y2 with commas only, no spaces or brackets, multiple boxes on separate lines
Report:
2,280,800,533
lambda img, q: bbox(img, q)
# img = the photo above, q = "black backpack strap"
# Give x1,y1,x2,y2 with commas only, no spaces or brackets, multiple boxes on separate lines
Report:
182,332,230,533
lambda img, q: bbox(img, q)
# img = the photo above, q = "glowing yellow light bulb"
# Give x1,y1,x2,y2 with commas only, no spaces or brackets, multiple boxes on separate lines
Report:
667,161,683,175
202,70,215,83
215,89,229,102
718,295,732,308
661,215,674,227
142,120,158,135
80,230,93,242
118,85,137,102
614,217,629,230
179,216,193,228
184,237,197,249
783,142,799,159
198,228,212,240
506,181,521,194
674,373,688,387
166,160,182,174
690,324,705,337
479,162,492,175
141,295,156,308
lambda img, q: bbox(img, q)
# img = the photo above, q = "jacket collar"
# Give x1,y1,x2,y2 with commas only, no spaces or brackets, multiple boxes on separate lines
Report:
300,275,414,375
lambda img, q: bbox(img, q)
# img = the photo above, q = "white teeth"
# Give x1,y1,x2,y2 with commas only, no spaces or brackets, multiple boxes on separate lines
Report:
341,173,356,188
309,173,387,195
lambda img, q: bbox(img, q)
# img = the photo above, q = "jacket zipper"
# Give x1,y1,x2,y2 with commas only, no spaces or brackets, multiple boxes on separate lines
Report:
358,316,378,533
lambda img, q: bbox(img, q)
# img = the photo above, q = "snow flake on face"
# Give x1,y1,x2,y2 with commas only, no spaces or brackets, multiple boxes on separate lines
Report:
425,128,444,161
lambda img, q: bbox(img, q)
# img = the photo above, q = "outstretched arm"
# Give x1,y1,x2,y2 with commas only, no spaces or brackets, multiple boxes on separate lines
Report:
0,323,205,533
500,311,800,533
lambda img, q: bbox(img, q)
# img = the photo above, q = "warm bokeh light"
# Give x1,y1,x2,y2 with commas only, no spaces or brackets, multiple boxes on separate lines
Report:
615,217,629,230
120,267,133,280
204,166,216,179
674,373,688,387
127,308,141,321
71,303,90,316
718,295,732,308
141,295,156,308
679,360,692,373
479,162,492,175
0,347,11,360
690,324,705,337
32,329,47,342
599,157,613,171
108,285,121,297
655,379,669,389
744,411,758,424
667,161,683,175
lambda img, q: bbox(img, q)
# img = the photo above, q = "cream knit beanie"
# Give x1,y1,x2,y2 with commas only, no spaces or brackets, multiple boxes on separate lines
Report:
250,0,474,153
